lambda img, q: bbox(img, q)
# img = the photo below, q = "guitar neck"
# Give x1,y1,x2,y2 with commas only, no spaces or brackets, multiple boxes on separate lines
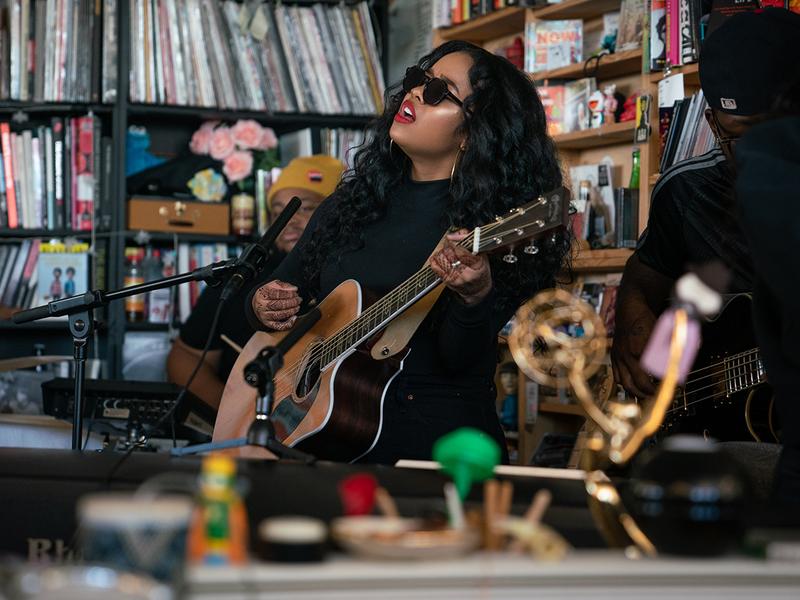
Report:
319,264,442,368
317,231,482,368
316,190,567,369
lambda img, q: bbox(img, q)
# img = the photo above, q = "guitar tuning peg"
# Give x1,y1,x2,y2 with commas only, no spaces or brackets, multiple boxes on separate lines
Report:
523,241,539,255
503,250,518,264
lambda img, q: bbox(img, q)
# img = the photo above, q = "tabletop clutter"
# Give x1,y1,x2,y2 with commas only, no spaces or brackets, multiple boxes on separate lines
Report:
69,427,570,586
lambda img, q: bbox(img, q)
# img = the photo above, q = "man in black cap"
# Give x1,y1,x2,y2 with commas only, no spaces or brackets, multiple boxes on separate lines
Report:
612,9,800,410
735,71,800,503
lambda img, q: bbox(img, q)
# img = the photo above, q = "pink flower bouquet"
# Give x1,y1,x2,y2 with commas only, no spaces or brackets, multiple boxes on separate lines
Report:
189,119,279,192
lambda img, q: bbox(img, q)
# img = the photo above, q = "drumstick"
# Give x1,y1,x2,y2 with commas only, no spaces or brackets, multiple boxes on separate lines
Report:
374,487,399,519
510,489,552,553
483,479,499,550
497,480,513,550
220,334,243,354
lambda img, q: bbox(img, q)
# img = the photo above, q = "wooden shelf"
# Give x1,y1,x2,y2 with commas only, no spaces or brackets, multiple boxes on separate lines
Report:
0,228,97,239
648,173,660,186
533,0,622,21
126,104,376,129
0,101,113,115
437,7,526,43
125,322,172,331
532,48,643,82
572,248,633,271
539,402,585,416
649,62,700,86
553,120,635,150
124,230,244,244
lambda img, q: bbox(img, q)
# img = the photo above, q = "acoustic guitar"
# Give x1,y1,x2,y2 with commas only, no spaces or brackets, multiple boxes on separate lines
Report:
214,187,570,462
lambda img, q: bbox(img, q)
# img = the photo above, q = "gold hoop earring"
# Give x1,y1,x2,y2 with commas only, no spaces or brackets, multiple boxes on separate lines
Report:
450,147,463,180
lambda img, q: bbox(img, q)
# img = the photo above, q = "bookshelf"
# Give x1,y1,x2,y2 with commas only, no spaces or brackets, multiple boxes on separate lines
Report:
572,248,633,272
0,0,389,376
435,0,663,464
534,0,623,21
552,121,637,150
539,402,586,417
437,7,527,43
533,48,643,81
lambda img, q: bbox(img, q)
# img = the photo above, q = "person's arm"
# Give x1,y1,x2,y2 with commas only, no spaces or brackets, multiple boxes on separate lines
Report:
611,253,674,398
244,197,335,330
611,178,686,398
166,338,225,409
428,231,513,373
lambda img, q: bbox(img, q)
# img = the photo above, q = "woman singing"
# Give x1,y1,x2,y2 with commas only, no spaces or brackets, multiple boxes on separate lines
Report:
221,41,568,463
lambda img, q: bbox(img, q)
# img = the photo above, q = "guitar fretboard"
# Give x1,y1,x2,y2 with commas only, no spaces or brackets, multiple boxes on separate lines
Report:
318,263,442,367
319,196,566,369
723,348,765,395
315,193,560,369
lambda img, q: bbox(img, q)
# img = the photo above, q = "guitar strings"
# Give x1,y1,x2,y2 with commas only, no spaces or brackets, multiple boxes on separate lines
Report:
275,213,553,384
681,347,761,379
270,216,547,389
664,356,765,415
269,227,485,388
675,353,763,392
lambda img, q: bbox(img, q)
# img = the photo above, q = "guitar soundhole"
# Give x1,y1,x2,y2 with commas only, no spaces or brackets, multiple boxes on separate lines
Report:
295,342,323,398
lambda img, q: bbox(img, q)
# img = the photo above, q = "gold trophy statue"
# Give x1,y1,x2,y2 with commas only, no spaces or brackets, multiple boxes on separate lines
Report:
509,274,716,556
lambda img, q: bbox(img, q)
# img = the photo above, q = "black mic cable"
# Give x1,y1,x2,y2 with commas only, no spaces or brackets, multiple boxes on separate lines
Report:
220,196,301,302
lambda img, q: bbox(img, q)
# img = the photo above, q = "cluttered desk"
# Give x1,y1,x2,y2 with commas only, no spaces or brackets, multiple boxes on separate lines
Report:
1,283,799,600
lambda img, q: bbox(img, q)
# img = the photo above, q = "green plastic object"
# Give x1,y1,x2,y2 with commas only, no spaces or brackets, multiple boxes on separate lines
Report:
432,427,501,500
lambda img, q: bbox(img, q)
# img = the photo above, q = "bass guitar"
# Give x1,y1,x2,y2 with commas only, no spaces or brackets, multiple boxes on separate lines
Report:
658,293,774,443
214,187,569,462
569,293,775,469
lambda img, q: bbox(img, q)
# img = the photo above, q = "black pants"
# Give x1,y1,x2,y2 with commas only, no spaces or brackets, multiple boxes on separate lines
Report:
362,377,509,465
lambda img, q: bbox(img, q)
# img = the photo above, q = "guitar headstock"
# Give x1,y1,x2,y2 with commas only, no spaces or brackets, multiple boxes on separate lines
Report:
467,186,570,259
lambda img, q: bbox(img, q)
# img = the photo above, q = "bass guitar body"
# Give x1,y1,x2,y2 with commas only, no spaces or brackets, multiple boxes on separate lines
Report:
212,280,407,462
660,293,775,443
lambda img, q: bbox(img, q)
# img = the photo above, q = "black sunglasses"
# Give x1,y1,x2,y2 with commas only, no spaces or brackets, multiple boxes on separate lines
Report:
403,66,464,107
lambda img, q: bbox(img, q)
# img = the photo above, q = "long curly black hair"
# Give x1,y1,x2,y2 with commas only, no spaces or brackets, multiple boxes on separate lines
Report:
300,40,570,313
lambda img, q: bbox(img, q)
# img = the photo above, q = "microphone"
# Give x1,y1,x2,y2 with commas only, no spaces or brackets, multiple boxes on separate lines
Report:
640,262,730,383
220,196,302,302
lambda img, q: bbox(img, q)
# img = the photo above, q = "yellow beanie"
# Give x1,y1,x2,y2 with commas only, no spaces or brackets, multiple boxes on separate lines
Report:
267,155,345,206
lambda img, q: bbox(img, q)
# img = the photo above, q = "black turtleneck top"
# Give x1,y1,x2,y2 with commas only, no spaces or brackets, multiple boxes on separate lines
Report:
245,177,514,463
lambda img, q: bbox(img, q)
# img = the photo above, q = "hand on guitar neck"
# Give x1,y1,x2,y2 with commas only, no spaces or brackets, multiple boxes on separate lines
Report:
430,229,492,306
252,280,302,330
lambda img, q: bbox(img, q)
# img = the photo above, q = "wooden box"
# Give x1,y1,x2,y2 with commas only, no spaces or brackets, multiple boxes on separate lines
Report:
128,196,230,235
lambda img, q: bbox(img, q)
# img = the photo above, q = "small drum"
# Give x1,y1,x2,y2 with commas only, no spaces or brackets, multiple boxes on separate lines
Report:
77,494,193,583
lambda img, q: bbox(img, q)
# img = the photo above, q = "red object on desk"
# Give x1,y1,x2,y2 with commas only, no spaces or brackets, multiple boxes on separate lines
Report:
338,473,378,516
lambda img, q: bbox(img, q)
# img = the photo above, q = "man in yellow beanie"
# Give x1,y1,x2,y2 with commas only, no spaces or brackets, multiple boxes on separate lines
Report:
268,155,344,254
168,155,344,409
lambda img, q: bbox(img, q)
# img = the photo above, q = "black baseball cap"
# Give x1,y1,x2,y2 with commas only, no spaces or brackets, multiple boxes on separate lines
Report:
700,8,800,116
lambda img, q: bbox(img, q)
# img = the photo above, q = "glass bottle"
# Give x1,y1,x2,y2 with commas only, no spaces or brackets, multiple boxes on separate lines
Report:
124,247,146,323
629,149,641,189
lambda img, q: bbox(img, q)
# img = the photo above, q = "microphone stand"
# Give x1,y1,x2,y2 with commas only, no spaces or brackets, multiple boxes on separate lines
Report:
12,197,304,452
171,308,319,464
12,260,237,450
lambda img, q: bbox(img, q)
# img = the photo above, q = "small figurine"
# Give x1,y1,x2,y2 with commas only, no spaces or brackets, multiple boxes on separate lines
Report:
602,84,620,125
620,92,640,122
187,455,249,565
588,89,606,128
498,362,518,431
